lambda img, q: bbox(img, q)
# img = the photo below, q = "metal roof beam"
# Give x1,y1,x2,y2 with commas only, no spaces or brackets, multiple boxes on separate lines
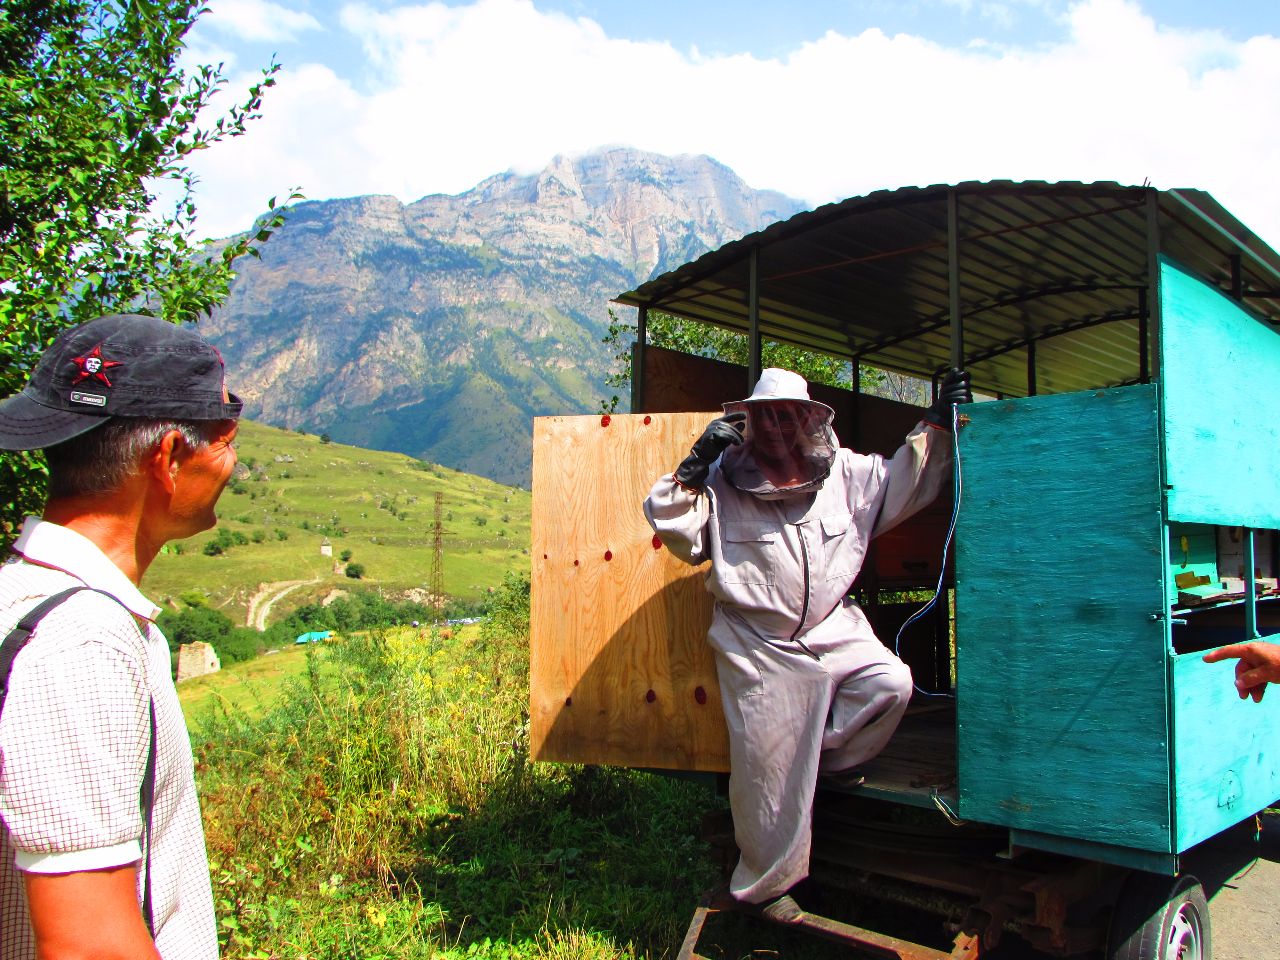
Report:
1165,190,1280,291
962,310,1141,367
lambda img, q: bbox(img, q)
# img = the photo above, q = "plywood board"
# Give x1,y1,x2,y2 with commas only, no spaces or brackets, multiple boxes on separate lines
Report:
955,385,1173,851
530,412,730,771
1172,649,1280,850
1161,257,1280,529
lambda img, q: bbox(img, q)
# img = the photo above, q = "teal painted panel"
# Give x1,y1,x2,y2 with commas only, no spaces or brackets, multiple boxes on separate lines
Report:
1161,258,1280,529
1166,523,1219,607
956,385,1171,851
1010,829,1179,875
1172,650,1280,850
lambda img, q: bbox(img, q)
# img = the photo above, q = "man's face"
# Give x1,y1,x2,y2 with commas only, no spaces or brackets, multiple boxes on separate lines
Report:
748,401,805,464
168,419,239,537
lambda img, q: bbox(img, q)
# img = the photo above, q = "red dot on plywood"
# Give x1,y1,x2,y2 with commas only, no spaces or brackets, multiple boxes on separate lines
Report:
542,554,548,560
600,414,611,427
604,550,613,561
573,559,580,566
645,689,656,703
643,415,652,425
565,697,572,707
652,535,662,550
695,687,707,705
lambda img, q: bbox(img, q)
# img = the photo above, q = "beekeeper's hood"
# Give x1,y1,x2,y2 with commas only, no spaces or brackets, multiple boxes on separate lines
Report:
718,368,838,499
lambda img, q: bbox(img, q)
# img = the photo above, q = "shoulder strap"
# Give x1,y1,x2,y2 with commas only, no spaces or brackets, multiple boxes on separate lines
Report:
0,585,159,936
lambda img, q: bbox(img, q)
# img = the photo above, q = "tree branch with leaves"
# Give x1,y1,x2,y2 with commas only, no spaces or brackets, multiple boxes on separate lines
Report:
0,0,302,543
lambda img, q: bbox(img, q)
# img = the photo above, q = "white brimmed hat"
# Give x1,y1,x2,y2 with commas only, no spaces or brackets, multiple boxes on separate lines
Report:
723,368,834,420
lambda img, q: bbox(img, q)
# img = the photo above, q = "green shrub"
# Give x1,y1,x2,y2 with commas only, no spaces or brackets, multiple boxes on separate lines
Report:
192,575,721,958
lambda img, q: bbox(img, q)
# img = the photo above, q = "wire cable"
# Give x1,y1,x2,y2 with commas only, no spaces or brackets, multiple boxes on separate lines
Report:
893,402,963,698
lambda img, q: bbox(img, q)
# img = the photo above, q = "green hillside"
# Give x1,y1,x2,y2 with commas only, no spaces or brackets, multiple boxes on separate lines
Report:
145,420,531,627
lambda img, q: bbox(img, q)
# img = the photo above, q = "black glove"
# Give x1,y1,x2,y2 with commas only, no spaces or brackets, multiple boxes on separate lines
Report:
924,368,972,431
673,412,746,491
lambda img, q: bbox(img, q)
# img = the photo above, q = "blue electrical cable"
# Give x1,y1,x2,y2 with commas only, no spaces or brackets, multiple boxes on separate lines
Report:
892,402,963,698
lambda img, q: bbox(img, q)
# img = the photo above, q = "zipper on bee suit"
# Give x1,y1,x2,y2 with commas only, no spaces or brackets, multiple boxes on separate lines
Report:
788,527,820,661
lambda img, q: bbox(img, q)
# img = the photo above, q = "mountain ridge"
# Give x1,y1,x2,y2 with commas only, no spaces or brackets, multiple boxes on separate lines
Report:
202,148,806,485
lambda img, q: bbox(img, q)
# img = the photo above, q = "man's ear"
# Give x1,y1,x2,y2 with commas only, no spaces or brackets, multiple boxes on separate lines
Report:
151,430,185,494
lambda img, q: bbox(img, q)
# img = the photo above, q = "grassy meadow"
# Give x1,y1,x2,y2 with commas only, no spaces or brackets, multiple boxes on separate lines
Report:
183,588,721,960
169,425,896,957
181,588,917,960
146,420,531,627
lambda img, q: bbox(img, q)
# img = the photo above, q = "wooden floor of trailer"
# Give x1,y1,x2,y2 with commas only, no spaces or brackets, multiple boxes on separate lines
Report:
840,701,959,810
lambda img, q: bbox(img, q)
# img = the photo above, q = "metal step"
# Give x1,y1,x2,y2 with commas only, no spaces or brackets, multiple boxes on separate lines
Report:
676,891,982,960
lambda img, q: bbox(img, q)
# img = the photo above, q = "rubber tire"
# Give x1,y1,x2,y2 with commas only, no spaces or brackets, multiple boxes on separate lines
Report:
1106,872,1211,960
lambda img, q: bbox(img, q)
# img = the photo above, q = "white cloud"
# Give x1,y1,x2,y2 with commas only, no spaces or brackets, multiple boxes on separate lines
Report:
185,0,1280,250
202,0,322,42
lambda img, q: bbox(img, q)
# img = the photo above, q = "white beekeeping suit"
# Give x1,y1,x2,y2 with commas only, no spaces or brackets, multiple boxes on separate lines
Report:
644,367,964,917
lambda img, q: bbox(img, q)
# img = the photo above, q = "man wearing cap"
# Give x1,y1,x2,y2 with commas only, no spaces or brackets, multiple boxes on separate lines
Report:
0,314,238,958
644,367,970,922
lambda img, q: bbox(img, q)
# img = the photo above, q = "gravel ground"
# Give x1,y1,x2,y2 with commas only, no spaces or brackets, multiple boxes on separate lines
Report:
1189,811,1280,960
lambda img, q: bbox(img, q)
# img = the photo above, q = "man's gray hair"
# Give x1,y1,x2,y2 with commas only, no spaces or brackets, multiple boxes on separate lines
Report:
44,419,222,499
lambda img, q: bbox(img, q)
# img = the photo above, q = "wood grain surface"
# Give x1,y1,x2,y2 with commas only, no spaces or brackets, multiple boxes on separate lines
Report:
530,412,730,771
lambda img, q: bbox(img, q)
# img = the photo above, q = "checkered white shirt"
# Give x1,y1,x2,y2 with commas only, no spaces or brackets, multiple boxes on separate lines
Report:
0,519,217,959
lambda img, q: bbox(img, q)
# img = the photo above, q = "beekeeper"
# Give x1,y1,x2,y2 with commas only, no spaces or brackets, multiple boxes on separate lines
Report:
643,366,970,922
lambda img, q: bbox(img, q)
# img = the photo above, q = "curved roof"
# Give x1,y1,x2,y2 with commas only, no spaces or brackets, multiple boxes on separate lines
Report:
615,180,1280,398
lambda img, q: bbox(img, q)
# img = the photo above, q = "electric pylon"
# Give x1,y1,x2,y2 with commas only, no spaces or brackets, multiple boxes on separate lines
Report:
430,492,445,622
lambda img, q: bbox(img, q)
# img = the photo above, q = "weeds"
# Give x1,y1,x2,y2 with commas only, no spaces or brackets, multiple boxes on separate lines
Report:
194,575,723,958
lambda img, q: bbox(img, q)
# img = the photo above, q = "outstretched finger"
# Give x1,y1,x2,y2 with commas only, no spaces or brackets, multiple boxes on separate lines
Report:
1204,644,1248,664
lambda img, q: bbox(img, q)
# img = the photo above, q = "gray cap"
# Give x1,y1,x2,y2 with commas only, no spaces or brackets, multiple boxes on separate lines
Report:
0,313,241,451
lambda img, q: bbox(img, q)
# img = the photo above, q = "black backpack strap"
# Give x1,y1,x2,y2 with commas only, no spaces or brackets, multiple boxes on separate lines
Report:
140,699,157,932
0,585,159,937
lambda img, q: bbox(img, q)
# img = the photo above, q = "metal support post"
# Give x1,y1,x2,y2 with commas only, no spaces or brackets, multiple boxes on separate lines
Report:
947,191,964,371
632,304,648,413
1245,529,1259,639
748,248,761,388
1137,288,1150,384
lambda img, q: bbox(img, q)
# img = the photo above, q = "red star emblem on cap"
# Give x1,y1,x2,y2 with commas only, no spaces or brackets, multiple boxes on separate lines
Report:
70,344,123,387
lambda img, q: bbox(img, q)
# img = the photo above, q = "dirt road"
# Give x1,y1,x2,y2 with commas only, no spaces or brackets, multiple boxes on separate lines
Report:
1190,811,1280,960
244,579,319,630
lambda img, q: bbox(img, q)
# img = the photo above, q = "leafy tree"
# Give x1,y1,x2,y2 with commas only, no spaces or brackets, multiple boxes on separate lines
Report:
0,0,301,544
157,604,234,654
597,308,934,413
600,308,867,413
345,563,365,579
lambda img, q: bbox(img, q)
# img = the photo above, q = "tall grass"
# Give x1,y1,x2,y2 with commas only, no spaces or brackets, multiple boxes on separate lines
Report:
193,574,724,958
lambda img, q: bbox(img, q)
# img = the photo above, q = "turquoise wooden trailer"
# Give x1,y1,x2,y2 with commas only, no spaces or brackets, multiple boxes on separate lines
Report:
611,181,1280,960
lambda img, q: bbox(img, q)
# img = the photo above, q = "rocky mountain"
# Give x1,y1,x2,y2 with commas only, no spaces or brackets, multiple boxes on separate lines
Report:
202,148,805,486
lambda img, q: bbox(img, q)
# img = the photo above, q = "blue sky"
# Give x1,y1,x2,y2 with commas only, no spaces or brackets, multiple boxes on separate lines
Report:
183,0,1280,245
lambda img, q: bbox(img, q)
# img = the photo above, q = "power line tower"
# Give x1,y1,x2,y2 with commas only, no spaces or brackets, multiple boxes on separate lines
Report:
430,492,445,622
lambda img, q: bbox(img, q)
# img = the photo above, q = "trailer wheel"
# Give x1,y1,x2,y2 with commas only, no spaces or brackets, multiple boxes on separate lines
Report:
1106,873,1210,960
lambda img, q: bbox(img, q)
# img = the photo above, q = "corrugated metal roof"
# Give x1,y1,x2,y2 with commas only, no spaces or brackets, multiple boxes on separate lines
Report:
614,180,1280,398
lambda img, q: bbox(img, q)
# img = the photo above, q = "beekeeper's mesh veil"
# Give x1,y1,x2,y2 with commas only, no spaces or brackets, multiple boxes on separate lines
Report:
718,398,837,499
